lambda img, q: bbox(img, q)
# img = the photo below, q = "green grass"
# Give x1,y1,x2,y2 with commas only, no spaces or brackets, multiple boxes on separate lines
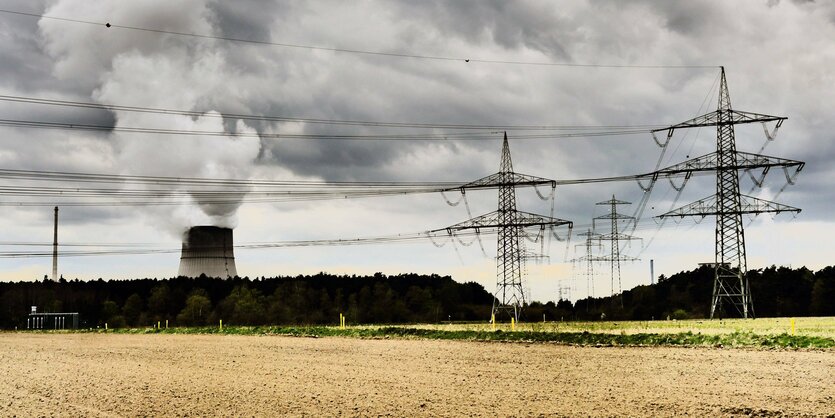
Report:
396,317,835,338
21,316,834,349
77,322,835,349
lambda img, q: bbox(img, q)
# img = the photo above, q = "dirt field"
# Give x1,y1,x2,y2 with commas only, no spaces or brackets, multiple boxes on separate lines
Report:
0,333,833,417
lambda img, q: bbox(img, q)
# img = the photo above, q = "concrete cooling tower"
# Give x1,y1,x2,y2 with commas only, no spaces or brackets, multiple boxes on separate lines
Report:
177,226,238,278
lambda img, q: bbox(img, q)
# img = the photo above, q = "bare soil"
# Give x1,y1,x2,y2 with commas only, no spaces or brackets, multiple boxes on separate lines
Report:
0,333,833,417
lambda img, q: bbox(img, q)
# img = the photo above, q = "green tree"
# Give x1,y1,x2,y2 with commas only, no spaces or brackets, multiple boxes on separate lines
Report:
267,286,291,324
147,284,171,321
218,285,266,325
811,270,835,316
122,293,143,326
177,289,212,326
671,308,689,320
101,300,119,321
405,286,433,322
100,300,126,328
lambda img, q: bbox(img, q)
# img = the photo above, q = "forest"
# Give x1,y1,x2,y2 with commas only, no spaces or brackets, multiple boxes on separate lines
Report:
574,264,835,320
0,273,493,329
0,265,832,329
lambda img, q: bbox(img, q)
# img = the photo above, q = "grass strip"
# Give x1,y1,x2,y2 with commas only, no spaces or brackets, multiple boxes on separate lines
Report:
84,326,835,349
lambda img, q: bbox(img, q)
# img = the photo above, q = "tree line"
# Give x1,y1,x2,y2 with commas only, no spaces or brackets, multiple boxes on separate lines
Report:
0,273,494,329
0,265,832,329
569,264,835,320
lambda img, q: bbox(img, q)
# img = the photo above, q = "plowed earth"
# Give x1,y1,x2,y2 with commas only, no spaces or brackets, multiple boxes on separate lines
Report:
1,333,833,417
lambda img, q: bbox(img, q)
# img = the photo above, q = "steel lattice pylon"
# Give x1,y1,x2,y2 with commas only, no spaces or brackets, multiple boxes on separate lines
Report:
653,67,803,318
594,196,640,307
714,71,750,319
495,136,524,317
432,133,572,322
571,228,605,311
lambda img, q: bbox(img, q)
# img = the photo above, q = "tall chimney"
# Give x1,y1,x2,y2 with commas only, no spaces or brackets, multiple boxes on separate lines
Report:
52,206,58,281
650,259,655,285
177,226,237,278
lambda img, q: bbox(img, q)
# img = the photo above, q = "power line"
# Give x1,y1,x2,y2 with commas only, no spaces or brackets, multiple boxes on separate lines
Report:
0,117,654,141
0,160,719,207
0,213,717,259
0,167,460,206
0,229,487,258
0,163,714,208
0,167,458,187
0,8,719,69
0,93,663,142
0,215,714,251
0,94,664,132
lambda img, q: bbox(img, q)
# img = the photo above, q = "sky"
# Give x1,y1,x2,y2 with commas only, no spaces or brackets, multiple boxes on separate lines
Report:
0,0,833,303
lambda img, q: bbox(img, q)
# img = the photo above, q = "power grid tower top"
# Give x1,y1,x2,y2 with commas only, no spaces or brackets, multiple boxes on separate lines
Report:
653,67,804,319
593,196,641,305
432,133,572,322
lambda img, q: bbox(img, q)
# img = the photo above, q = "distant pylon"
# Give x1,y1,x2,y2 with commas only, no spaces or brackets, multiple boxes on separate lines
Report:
653,67,803,318
432,133,572,322
572,229,603,301
557,284,571,302
593,195,640,306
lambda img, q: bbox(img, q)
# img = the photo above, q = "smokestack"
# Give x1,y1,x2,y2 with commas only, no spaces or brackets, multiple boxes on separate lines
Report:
177,226,237,278
650,259,655,285
52,206,58,281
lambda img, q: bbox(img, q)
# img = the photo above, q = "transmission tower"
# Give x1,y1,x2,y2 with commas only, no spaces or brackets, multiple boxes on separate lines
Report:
557,284,572,302
572,229,604,301
432,133,572,322
652,67,804,319
593,196,641,305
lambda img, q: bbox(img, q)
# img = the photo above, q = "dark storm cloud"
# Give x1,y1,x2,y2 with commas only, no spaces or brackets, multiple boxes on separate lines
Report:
40,206,130,227
0,102,116,129
634,1,729,37
207,0,298,43
0,18,53,92
393,0,572,60
148,1,688,188
0,1,88,96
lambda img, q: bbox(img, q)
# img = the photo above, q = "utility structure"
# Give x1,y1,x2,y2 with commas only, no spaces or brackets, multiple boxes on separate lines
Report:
572,228,604,300
557,283,572,302
650,259,655,285
432,133,572,322
593,196,641,305
52,206,58,281
651,67,804,318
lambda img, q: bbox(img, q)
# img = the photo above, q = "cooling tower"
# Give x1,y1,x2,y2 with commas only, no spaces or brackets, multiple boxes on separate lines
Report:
177,226,238,278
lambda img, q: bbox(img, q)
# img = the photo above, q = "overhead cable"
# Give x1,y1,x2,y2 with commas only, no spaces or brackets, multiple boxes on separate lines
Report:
0,94,664,132
0,9,719,69
0,117,654,140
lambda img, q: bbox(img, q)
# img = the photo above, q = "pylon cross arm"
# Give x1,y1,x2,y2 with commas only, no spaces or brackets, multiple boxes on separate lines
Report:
435,210,572,232
653,151,804,177
455,171,555,190
652,110,786,133
593,213,634,221
658,194,801,218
